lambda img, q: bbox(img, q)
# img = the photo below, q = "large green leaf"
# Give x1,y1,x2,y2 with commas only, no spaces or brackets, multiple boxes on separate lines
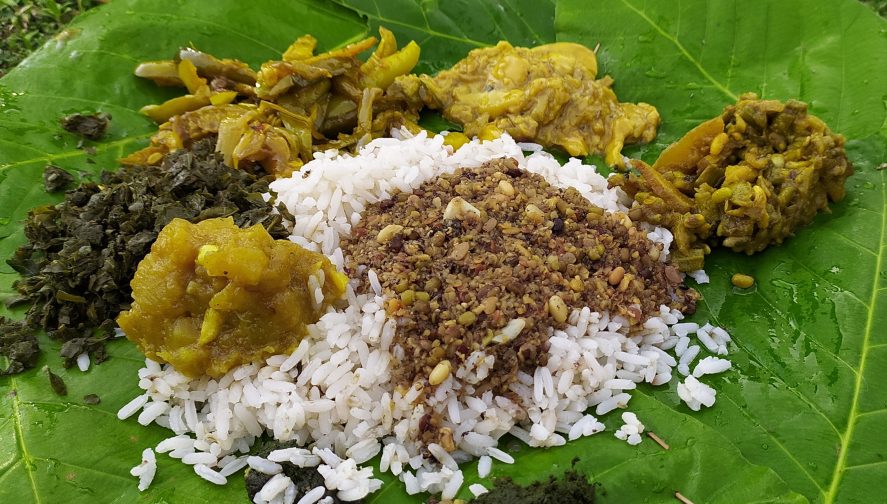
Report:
0,0,369,502
333,0,555,73
557,1,887,503
0,0,883,503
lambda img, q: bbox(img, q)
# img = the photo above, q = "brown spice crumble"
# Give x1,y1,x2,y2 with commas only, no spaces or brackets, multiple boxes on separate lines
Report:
341,158,697,402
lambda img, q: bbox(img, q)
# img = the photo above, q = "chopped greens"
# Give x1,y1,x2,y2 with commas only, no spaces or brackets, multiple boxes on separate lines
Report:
42,165,75,193
244,441,357,504
60,111,111,140
0,316,39,375
44,366,67,396
5,138,293,372
472,468,597,504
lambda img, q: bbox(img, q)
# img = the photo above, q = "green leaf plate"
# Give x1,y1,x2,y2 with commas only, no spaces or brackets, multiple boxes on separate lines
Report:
1,0,884,503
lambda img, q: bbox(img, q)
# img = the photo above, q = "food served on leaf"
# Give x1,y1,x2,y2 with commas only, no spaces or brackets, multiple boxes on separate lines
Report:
471,467,598,503
117,132,733,502
0,316,39,375
4,139,291,373
610,92,852,271
42,164,75,192
342,158,697,444
387,41,660,165
60,111,111,140
118,217,347,378
124,28,422,177
7,26,828,504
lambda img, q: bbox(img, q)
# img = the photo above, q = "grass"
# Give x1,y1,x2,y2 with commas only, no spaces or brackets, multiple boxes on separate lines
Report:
0,0,104,77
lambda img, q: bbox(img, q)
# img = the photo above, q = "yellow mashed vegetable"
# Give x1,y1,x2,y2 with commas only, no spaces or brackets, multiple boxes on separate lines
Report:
117,217,347,378
389,41,660,165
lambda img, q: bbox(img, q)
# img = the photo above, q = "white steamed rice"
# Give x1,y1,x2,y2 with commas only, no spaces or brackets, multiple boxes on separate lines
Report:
120,130,732,499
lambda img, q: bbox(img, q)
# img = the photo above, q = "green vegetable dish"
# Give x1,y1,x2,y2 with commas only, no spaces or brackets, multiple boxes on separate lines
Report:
0,1,884,504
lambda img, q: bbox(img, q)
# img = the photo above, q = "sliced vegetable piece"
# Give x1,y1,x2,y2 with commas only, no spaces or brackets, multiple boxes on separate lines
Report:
134,60,182,86
177,59,207,94
178,47,257,84
630,159,694,213
361,40,420,89
140,93,211,123
282,34,318,61
652,116,725,174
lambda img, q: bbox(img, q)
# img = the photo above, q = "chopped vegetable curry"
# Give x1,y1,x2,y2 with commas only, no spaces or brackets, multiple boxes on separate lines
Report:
117,217,347,378
124,28,422,177
611,93,853,271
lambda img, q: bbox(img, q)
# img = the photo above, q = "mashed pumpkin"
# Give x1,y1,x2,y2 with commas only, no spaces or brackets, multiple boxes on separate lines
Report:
117,217,347,377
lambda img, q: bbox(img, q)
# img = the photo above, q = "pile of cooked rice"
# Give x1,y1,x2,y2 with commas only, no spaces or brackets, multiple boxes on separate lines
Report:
117,130,731,502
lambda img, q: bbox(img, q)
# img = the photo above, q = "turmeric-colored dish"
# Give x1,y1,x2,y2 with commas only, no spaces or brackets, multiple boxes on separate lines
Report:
388,41,660,165
611,92,853,271
117,217,346,378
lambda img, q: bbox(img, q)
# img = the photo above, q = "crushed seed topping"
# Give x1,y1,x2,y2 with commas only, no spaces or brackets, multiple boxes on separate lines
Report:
342,157,698,399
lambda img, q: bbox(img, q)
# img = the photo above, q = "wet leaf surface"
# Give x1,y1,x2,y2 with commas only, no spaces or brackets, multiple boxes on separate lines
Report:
1,0,884,503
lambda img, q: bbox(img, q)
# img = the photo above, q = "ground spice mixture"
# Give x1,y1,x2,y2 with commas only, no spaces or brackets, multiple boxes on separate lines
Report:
342,158,697,399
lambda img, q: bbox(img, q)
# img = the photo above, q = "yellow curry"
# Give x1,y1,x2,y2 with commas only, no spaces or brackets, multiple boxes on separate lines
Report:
118,217,347,377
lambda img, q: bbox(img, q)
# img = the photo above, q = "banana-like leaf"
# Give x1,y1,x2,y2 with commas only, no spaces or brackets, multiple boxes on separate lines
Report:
1,0,884,502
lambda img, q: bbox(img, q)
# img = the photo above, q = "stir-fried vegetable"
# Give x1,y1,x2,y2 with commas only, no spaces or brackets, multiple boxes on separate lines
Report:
610,93,853,271
124,28,422,177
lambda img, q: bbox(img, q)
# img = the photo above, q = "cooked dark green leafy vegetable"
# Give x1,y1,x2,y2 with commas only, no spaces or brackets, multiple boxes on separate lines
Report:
0,316,39,375
42,165,74,193
244,440,358,504
6,138,293,371
60,112,111,140
44,366,67,396
56,319,113,369
471,467,597,504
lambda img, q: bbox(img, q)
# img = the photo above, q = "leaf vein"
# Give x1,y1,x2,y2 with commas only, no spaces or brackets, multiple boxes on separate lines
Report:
72,49,140,63
31,456,132,483
132,12,282,54
820,227,878,257
11,377,41,504
21,93,143,115
824,169,886,503
843,459,887,472
0,138,52,159
719,393,827,496
0,456,21,480
21,400,119,419
501,0,545,43
759,1,769,97
753,285,858,377
0,134,152,174
0,119,57,134
854,408,887,420
617,0,737,101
